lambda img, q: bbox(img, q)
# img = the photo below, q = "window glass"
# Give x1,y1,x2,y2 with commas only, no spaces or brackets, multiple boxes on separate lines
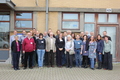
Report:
98,14,107,22
16,21,32,28
63,14,78,20
85,14,95,22
108,14,117,23
16,13,32,19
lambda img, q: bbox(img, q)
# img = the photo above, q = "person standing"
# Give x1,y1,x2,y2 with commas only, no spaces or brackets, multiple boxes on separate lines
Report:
56,33,65,67
65,35,74,68
11,36,21,70
96,34,104,69
20,30,27,67
10,30,19,66
46,32,56,67
36,33,46,68
102,31,111,41
55,30,61,39
86,36,97,70
82,35,89,68
74,35,83,67
103,36,112,70
22,33,36,69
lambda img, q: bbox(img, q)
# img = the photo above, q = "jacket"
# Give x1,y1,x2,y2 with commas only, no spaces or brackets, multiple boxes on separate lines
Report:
36,38,46,49
46,37,56,52
96,39,104,53
22,37,36,52
11,40,21,53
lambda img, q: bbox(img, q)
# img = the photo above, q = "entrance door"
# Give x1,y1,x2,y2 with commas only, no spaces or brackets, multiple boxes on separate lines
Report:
98,25,117,59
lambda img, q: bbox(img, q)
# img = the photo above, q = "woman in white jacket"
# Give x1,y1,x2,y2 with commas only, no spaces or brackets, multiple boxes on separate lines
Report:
65,35,74,68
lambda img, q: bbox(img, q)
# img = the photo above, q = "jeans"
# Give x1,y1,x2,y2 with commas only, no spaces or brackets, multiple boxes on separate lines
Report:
90,58,95,68
97,52,102,62
75,49,82,67
37,49,45,67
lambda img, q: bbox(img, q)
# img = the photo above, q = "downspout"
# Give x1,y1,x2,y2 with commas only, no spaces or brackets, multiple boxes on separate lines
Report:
46,0,49,31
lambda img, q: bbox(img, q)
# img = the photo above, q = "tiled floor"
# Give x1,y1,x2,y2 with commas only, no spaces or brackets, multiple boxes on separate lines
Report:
0,64,120,80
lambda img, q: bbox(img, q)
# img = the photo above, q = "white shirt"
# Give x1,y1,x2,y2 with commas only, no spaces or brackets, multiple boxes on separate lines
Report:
50,38,53,50
65,41,74,50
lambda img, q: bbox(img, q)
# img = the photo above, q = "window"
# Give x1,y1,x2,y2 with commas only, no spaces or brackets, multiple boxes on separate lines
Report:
62,13,80,30
98,14,118,23
0,12,10,49
98,14,107,23
84,13,95,33
15,12,33,29
85,14,95,22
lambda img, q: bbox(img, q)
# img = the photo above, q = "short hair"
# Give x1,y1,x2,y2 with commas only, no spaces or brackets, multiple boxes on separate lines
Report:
39,33,43,38
103,31,107,33
104,35,109,39
67,35,72,39
14,35,19,38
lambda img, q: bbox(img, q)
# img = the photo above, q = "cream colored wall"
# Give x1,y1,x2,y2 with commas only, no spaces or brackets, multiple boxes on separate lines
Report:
12,0,120,8
37,12,46,33
12,0,46,7
49,0,120,8
48,12,58,34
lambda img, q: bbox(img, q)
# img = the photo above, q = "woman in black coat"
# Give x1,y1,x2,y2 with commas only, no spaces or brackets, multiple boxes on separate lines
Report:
56,33,65,67
11,35,21,70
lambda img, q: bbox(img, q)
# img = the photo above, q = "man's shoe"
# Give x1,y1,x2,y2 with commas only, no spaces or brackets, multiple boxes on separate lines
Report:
14,68,17,70
23,67,27,70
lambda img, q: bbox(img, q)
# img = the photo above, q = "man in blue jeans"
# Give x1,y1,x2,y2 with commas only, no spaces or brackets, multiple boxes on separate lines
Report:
74,35,83,67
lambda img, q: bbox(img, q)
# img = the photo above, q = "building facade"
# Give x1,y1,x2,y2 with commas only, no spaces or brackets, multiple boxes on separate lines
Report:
0,0,120,63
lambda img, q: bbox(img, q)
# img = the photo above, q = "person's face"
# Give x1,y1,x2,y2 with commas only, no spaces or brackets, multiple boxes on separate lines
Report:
36,31,39,35
97,36,101,40
76,35,80,39
48,30,52,33
50,33,53,37
40,35,43,38
33,29,36,33
103,32,107,36
15,36,18,41
14,31,17,35
64,32,67,36
59,33,62,38
57,31,61,35
27,33,31,38
83,36,87,40
81,32,84,35
90,32,94,36
91,36,94,41
105,37,108,41
67,37,71,41
72,34,75,37
44,32,47,36
22,31,26,35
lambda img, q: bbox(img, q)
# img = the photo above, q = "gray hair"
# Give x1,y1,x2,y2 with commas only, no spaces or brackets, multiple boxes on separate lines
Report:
67,35,72,39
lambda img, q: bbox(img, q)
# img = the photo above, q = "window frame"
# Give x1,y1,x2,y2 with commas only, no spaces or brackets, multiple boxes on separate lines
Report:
62,12,80,30
14,11,33,29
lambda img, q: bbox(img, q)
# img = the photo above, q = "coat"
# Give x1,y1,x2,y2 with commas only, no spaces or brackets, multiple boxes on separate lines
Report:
11,40,21,53
96,39,104,53
45,37,56,52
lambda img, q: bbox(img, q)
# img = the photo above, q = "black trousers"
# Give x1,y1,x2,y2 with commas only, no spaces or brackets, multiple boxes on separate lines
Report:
104,52,112,70
66,52,73,67
13,52,20,69
24,51,33,68
83,56,88,67
57,50,63,66
47,50,54,66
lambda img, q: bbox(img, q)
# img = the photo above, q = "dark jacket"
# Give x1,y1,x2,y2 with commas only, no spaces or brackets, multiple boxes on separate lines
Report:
36,38,46,49
96,39,104,53
102,35,111,41
11,40,21,53
56,38,65,49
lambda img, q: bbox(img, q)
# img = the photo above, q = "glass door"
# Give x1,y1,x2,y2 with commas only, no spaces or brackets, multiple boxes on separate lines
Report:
98,26,117,59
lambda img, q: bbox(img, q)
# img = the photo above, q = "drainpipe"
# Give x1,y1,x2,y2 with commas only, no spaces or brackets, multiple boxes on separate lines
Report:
46,0,49,32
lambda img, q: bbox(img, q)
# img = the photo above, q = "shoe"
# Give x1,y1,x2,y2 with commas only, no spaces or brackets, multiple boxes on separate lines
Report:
91,68,94,70
23,67,27,70
70,66,72,68
17,68,20,70
51,65,54,67
14,68,17,70
29,67,33,69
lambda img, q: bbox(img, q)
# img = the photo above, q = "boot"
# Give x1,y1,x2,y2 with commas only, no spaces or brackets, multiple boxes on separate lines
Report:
99,62,102,69
96,61,100,69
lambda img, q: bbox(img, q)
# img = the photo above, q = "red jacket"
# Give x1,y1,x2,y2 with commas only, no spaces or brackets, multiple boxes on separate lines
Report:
22,37,36,52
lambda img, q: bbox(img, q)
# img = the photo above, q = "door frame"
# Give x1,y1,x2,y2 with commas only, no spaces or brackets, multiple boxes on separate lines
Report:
96,24,119,61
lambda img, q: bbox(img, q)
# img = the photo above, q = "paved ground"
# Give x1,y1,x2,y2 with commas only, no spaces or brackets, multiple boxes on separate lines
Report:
0,63,120,80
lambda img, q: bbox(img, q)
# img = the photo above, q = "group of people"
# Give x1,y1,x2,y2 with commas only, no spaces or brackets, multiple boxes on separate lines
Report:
10,28,113,70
